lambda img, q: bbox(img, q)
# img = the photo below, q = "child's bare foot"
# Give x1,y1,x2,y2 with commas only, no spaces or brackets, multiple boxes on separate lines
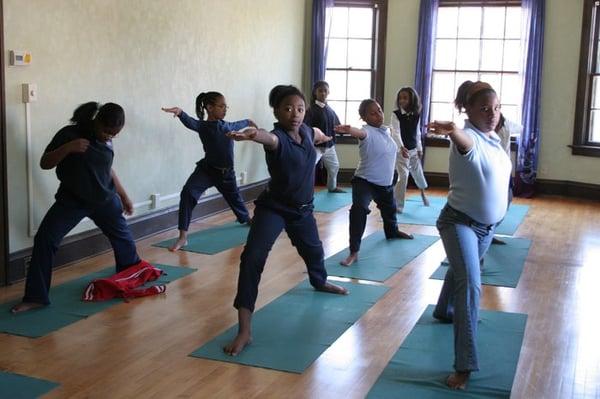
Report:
492,236,506,245
316,282,349,295
168,231,188,252
10,302,45,314
389,230,414,240
446,371,470,389
328,187,347,193
421,191,430,206
223,331,252,356
340,252,358,266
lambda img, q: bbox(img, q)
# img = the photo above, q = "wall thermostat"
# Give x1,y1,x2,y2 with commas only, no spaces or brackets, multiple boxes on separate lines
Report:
10,50,32,66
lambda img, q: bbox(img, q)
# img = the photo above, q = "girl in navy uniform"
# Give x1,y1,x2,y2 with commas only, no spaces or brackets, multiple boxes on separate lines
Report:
390,87,429,212
11,102,141,313
223,85,348,356
162,92,256,251
334,99,414,267
428,82,511,389
303,81,345,193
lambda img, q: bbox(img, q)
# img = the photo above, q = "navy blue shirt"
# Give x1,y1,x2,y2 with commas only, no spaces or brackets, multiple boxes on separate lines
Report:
45,124,115,207
178,112,250,169
393,110,421,150
264,123,316,206
303,103,340,148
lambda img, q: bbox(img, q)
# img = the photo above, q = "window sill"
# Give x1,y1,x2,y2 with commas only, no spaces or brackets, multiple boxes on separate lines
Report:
570,144,600,157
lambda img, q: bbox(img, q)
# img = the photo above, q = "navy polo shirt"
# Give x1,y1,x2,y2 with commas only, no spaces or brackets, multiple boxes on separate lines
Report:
45,124,115,207
264,123,316,206
304,103,340,148
178,112,249,169
393,109,420,150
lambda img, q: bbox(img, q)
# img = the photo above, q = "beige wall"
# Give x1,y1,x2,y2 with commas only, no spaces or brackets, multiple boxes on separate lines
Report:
338,0,600,184
5,0,307,252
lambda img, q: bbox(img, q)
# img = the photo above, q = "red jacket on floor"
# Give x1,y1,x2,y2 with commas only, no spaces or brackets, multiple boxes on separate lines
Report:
82,260,166,301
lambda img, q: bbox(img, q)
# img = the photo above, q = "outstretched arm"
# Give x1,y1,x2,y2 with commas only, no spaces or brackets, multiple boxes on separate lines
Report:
313,127,332,145
334,125,367,139
111,169,134,216
161,107,200,131
427,121,473,154
226,128,279,151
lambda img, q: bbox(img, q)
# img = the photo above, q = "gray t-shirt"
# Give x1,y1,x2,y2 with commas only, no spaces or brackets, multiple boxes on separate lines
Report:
355,124,398,186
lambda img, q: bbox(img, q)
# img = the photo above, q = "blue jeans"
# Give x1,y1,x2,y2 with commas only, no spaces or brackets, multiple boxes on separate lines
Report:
433,204,496,372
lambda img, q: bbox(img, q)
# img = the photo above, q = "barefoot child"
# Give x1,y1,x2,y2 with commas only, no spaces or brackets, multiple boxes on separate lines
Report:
223,85,348,356
428,81,511,390
11,102,141,313
334,99,414,267
162,92,256,251
390,87,429,212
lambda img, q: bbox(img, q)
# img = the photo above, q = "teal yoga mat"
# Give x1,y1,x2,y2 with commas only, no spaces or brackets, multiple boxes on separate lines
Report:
367,305,527,398
0,264,196,338
190,279,388,373
153,222,250,254
430,237,531,288
397,196,529,235
0,371,59,399
312,189,353,213
325,231,439,281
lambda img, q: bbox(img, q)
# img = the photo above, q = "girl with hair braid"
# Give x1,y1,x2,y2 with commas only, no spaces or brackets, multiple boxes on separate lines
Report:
162,92,257,251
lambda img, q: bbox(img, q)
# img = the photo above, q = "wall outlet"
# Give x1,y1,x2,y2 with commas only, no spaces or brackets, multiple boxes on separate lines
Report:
150,193,160,209
240,171,247,184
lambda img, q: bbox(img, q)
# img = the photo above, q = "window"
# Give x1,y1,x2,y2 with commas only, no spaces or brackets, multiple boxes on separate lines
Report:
429,2,523,126
325,0,387,127
572,0,600,156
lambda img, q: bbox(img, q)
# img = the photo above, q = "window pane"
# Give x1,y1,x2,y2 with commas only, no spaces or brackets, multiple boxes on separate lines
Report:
590,110,600,142
434,39,457,69
437,7,458,38
482,7,506,39
348,7,372,38
329,100,347,124
501,105,519,123
432,72,456,102
327,39,348,69
329,7,348,38
503,39,521,71
479,73,502,94
348,39,372,69
480,39,504,70
505,7,522,39
346,101,363,127
430,102,455,123
456,39,480,70
455,71,478,88
347,71,371,100
458,7,482,38
592,76,600,108
501,74,521,105
325,70,347,100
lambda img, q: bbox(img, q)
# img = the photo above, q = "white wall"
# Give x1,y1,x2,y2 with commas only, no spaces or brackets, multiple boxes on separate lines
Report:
5,0,307,252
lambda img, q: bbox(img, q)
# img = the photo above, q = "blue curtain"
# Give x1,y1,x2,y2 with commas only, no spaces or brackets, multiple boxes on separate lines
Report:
414,0,439,149
311,0,334,88
514,0,545,197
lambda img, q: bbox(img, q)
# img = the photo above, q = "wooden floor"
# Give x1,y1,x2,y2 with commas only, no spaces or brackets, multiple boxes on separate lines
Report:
1,188,599,398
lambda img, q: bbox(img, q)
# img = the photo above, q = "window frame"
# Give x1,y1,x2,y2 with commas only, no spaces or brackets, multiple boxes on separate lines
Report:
571,0,600,157
325,0,387,133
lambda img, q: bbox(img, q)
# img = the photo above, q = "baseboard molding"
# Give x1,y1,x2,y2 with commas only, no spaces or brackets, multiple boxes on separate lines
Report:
7,179,269,284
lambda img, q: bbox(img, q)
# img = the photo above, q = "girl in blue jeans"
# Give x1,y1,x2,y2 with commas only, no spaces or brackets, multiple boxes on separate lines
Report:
427,81,511,390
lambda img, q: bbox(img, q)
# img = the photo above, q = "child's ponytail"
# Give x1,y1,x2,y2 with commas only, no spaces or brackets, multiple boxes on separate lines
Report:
70,102,100,125
195,91,224,120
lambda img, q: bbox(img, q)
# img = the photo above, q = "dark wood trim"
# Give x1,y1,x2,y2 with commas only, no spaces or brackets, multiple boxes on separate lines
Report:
439,0,521,6
535,178,600,200
338,168,450,187
572,0,600,157
0,1,8,286
335,135,359,145
6,180,269,284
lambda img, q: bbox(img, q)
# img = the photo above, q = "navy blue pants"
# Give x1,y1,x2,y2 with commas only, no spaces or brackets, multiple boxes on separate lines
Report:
349,176,400,253
178,161,250,231
233,198,328,312
23,194,140,305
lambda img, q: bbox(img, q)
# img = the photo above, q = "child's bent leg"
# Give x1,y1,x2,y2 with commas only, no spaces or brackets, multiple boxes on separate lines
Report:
348,178,372,254
394,156,410,212
223,307,253,356
215,170,251,223
410,154,429,206
374,185,413,240
12,202,87,312
321,146,343,192
91,195,140,272
177,165,213,232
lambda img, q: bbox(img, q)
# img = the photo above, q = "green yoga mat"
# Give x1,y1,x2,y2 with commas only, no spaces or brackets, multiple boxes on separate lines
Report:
0,371,59,399
312,189,353,213
397,196,529,235
190,279,388,373
0,264,196,338
430,237,531,288
368,305,527,398
325,232,439,281
153,222,250,254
